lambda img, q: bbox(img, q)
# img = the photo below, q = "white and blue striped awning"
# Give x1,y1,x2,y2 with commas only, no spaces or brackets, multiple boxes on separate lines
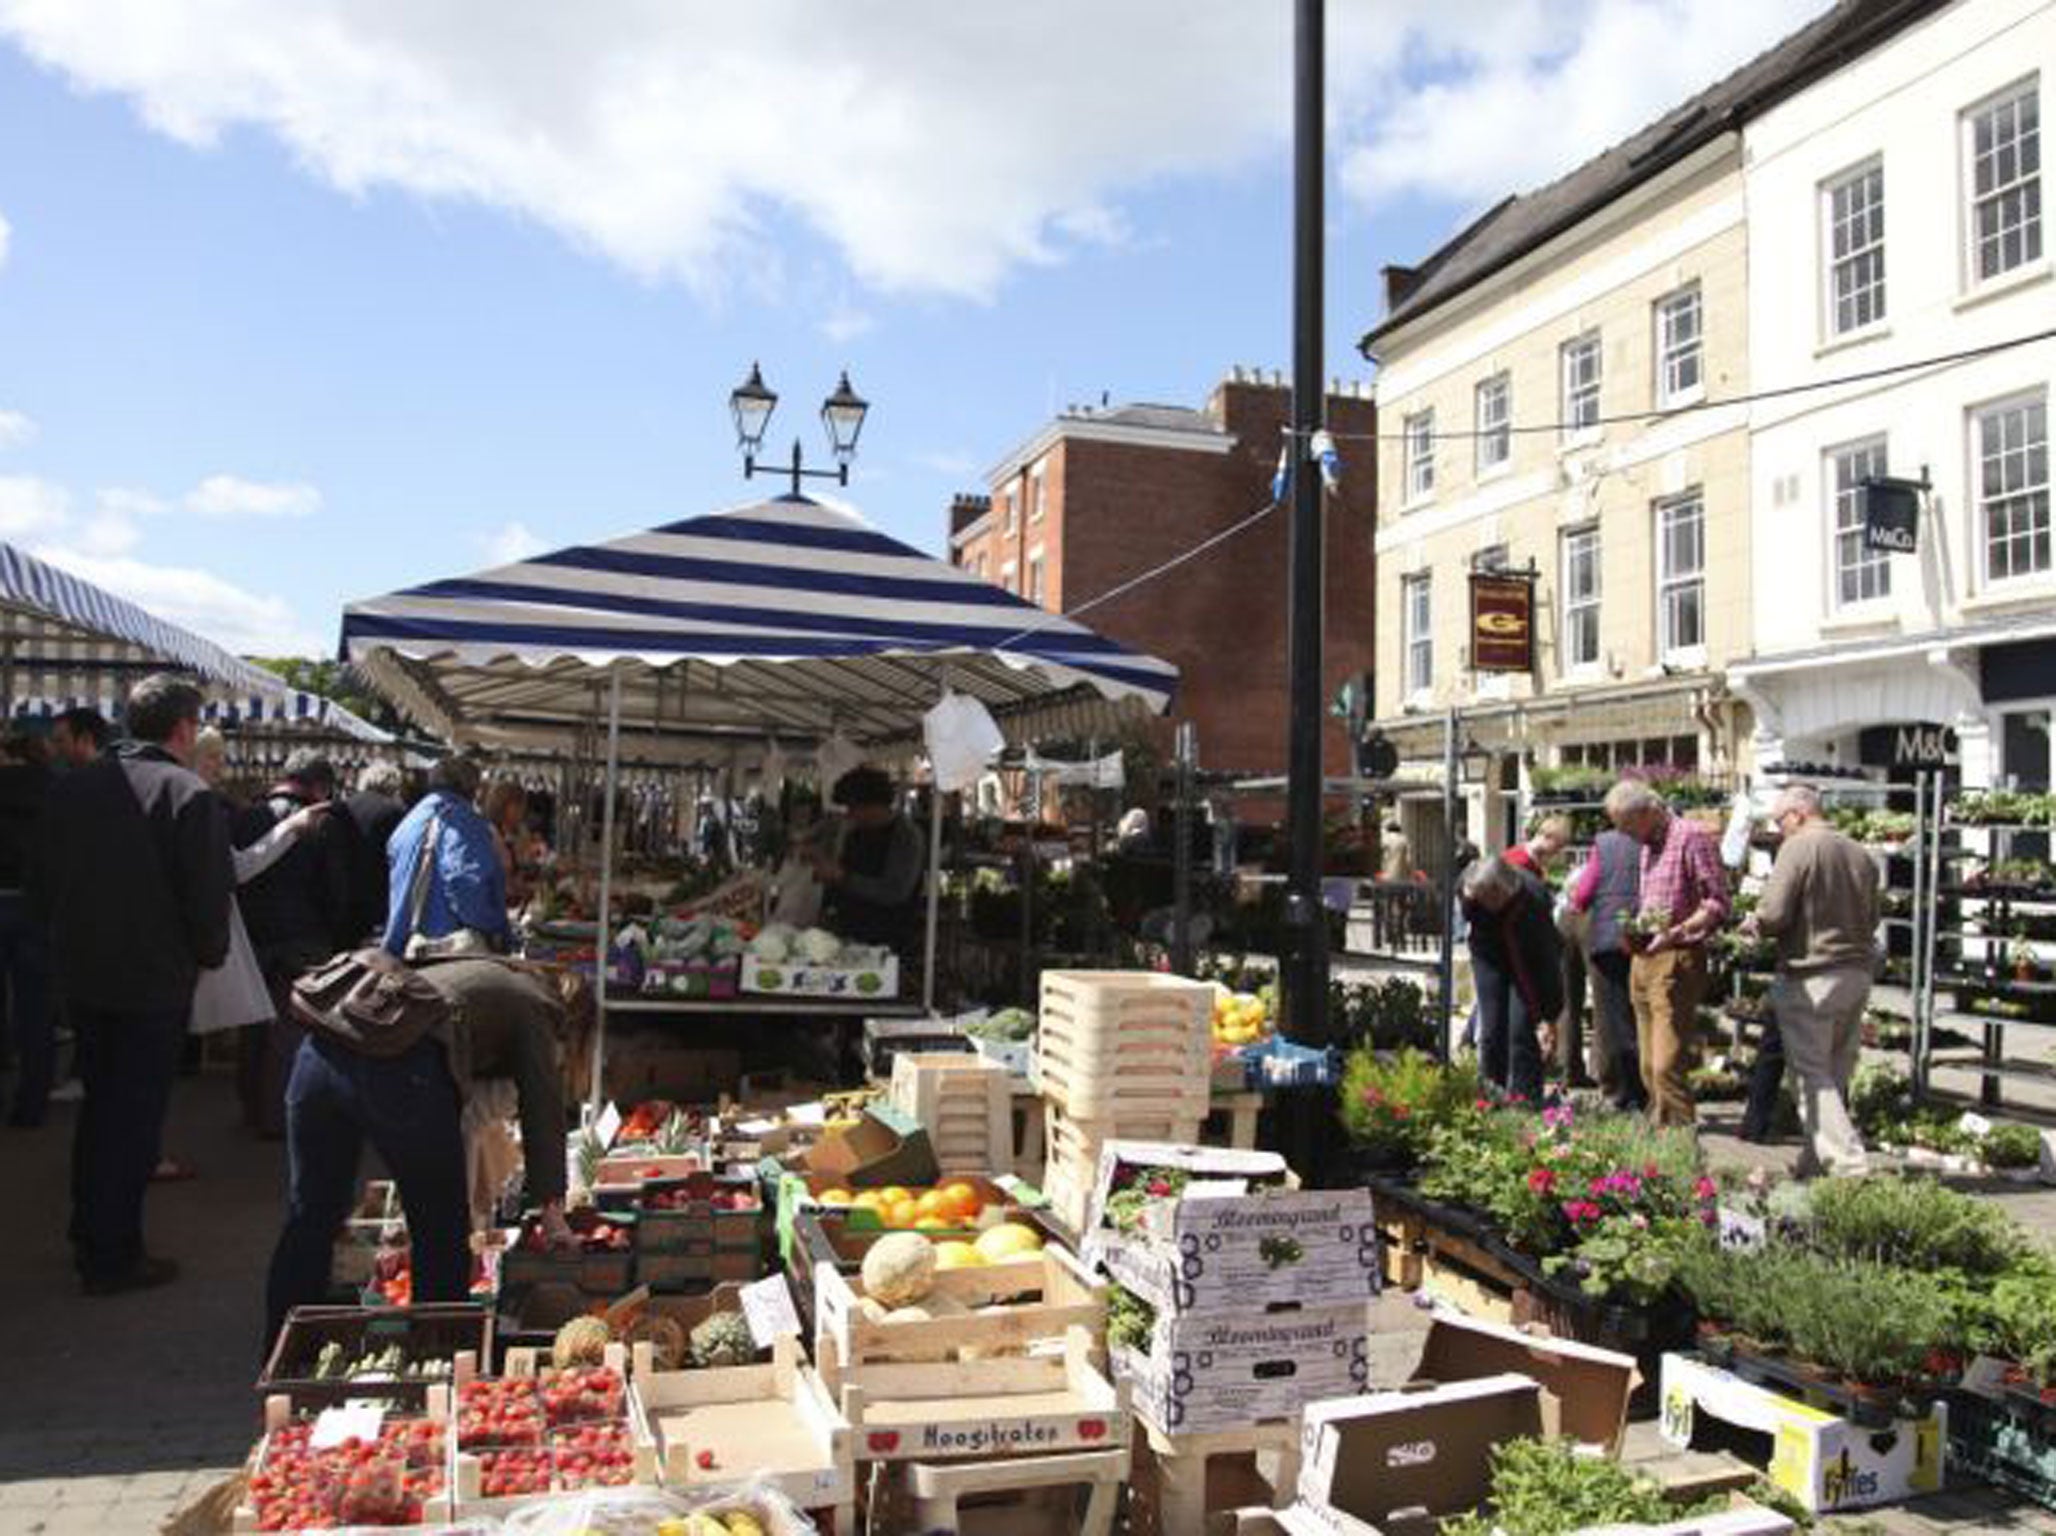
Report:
341,493,1177,747
0,541,389,742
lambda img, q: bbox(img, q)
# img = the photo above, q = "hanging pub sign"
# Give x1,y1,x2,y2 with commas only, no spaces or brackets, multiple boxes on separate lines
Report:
1862,476,1925,554
1469,570,1535,673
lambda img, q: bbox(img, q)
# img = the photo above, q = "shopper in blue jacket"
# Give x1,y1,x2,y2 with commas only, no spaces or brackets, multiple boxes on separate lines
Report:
382,756,509,956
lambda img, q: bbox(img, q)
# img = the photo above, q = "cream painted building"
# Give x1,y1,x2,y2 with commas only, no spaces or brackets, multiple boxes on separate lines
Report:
1360,0,1953,853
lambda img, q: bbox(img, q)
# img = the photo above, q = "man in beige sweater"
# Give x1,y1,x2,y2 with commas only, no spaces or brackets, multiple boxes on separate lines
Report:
1748,784,1880,1176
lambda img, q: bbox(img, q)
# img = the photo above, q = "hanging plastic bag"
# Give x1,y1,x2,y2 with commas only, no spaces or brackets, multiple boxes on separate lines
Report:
923,690,1005,794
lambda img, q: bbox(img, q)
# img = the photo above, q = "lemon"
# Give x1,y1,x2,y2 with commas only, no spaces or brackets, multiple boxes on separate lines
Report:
934,1240,985,1270
974,1222,1045,1262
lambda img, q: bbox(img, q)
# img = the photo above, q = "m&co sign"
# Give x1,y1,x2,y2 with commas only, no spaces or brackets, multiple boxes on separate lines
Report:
1469,572,1535,673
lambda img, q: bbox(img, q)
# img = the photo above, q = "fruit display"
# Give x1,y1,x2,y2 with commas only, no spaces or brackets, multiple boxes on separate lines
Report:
808,1179,989,1232
644,1182,758,1214
1210,985,1275,1047
539,1365,628,1425
366,1247,498,1308
686,1312,758,1369
310,1341,456,1383
618,1100,709,1150
245,1420,447,1531
458,1378,545,1449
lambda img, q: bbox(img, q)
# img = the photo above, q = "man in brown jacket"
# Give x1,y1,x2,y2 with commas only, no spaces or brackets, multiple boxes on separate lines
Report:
1748,784,1879,1176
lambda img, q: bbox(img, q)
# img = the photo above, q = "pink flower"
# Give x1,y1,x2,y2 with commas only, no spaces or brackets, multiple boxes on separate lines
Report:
1474,1098,1492,1112
1588,1176,1608,1197
1643,1162,1661,1180
1693,1176,1719,1201
1630,1213,1649,1230
1527,1168,1556,1195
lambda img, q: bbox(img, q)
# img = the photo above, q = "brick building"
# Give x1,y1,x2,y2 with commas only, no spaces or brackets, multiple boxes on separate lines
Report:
949,368,1377,780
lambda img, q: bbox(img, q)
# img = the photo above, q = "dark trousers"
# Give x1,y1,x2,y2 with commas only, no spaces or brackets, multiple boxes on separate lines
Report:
1473,954,1544,1103
1742,1014,1786,1142
1559,933,1591,1083
265,1033,469,1350
1588,950,1646,1111
0,894,55,1124
70,1001,188,1282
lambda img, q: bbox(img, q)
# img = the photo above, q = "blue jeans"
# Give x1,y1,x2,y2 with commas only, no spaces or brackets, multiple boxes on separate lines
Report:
1473,953,1543,1103
70,1002,188,1282
264,1034,470,1350
0,893,54,1124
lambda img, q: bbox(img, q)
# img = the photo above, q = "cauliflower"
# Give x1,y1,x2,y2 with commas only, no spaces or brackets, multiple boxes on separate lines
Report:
750,923,795,964
798,927,842,965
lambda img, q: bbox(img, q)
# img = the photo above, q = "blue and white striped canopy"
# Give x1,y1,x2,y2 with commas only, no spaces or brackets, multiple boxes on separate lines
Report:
341,494,1176,747
0,541,389,741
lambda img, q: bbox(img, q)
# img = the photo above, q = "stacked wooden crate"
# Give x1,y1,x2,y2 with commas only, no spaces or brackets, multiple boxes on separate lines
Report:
1035,971,1212,1234
888,1051,1014,1176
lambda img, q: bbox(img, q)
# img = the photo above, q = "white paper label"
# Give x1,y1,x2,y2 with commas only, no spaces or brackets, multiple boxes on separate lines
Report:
788,1102,829,1127
1959,1111,1994,1139
309,1402,385,1449
740,1274,803,1346
1961,1354,2012,1401
592,1101,622,1148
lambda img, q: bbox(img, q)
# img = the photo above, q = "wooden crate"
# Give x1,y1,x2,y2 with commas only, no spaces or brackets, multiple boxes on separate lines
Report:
627,1333,854,1523
815,1244,1104,1376
1128,1416,1300,1536
882,1446,1129,1535
259,1303,489,1412
1040,1105,1201,1238
890,1053,1015,1176
829,1325,1129,1464
1035,972,1212,1121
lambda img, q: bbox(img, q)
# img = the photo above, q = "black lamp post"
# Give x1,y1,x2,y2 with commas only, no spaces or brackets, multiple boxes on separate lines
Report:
729,363,870,496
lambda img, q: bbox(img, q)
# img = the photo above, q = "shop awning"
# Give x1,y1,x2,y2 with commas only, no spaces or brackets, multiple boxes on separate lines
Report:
0,541,389,741
339,492,1178,748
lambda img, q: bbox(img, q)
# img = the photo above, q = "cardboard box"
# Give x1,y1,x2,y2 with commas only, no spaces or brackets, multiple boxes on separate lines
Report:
1098,1185,1380,1315
744,949,900,999
1114,1298,1371,1434
799,1105,938,1188
1409,1311,1637,1455
1295,1373,1545,1531
1658,1352,1946,1513
1081,1140,1294,1261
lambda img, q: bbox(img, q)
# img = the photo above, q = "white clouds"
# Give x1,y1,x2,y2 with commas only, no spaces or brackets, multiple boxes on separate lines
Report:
30,546,323,655
0,2,1825,299
481,519,545,566
0,410,36,450
0,474,70,537
820,306,876,345
1337,0,1824,209
183,472,321,519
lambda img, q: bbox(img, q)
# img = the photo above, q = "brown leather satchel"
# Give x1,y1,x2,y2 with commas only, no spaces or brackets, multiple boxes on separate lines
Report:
290,947,449,1057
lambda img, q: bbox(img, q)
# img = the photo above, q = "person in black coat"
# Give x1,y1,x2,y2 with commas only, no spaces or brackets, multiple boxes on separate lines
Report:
341,761,407,945
34,674,232,1294
1462,855,1564,1104
0,732,53,1125
234,749,351,1135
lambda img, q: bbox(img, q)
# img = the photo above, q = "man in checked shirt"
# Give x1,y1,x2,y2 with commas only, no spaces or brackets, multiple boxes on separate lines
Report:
1603,778,1730,1126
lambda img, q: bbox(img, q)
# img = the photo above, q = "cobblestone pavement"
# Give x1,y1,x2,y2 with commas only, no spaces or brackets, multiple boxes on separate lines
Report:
2,1072,2055,1531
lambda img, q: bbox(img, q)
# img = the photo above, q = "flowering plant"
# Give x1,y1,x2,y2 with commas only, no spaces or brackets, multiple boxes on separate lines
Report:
1338,1048,1483,1167
1417,1100,1714,1303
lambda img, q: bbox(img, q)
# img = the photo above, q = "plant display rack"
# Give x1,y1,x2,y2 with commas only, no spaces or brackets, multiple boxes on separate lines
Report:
1910,779,2056,1108
1127,1415,1300,1536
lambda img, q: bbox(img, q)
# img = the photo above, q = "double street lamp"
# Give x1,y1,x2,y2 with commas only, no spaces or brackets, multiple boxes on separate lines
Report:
729,362,870,496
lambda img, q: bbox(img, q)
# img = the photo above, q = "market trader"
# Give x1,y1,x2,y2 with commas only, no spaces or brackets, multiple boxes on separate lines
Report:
383,755,510,957
37,674,232,1295
812,766,926,955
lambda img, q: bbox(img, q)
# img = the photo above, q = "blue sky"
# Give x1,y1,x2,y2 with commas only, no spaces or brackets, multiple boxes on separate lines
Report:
0,1,1825,656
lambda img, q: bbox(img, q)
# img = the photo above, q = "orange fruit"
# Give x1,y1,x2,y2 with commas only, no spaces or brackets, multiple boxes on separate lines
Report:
939,1182,982,1222
880,1203,917,1229
914,1190,951,1222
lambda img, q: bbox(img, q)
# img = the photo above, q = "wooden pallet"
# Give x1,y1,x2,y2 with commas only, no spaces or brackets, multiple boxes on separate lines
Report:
890,1053,1016,1176
875,1446,1129,1535
1128,1415,1300,1536
1036,971,1212,1121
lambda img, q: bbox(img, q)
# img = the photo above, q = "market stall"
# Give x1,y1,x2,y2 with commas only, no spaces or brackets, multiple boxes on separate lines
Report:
0,538,391,748
338,492,1177,1093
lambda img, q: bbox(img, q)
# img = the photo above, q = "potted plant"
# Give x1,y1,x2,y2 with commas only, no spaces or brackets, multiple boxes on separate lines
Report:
2007,927,2043,983
1621,905,1671,955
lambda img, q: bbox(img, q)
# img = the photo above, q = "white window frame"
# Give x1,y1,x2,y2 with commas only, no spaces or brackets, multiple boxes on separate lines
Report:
999,559,1018,594
1026,545,1046,604
1560,332,1602,442
1403,409,1436,504
1976,390,2051,587
1475,373,1511,474
1402,573,1433,698
1654,490,1706,663
1653,284,1704,408
1827,435,1891,610
1822,159,1886,338
1963,77,2043,288
1560,523,1601,674
1001,487,1017,533
1028,460,1047,522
